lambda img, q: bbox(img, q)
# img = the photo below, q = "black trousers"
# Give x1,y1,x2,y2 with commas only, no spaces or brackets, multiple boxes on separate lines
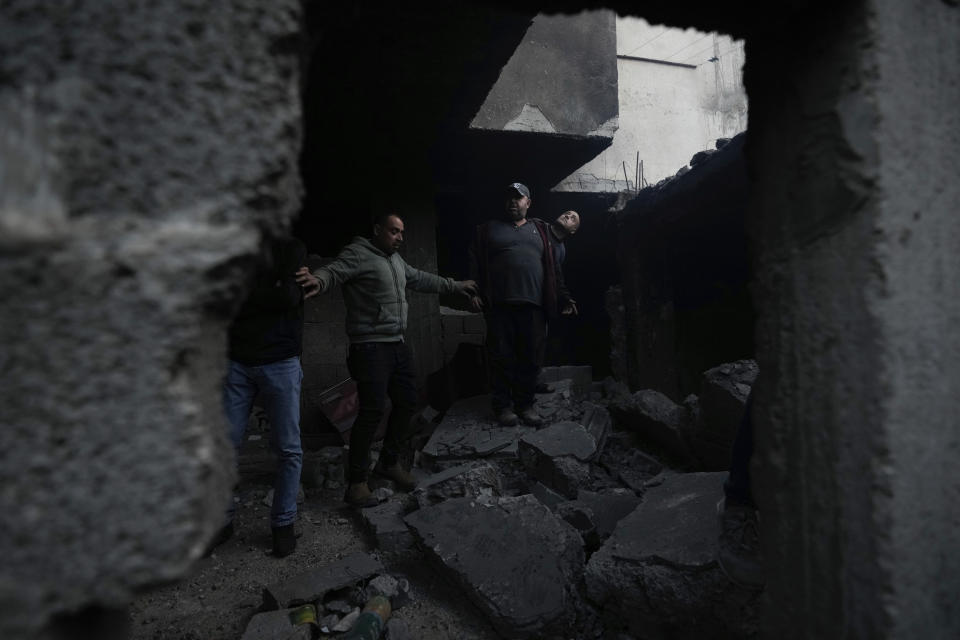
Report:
486,304,546,413
346,341,417,483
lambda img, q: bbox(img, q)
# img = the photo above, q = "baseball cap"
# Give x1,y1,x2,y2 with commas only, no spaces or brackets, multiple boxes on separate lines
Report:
506,182,531,199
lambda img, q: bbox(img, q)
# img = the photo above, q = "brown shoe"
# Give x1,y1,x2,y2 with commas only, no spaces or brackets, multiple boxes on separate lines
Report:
374,461,417,491
517,406,543,427
496,408,519,426
344,482,379,508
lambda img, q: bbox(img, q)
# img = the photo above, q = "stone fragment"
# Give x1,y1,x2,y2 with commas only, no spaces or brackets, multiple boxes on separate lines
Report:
691,359,758,469
405,495,584,638
332,608,360,632
360,500,414,552
323,599,353,615
607,389,696,463
366,574,411,609
263,551,384,610
241,607,310,640
413,461,503,509
318,613,339,633
585,472,759,638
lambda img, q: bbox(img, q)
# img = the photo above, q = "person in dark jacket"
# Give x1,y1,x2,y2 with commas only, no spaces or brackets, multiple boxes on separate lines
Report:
218,235,307,558
296,213,477,507
468,183,575,427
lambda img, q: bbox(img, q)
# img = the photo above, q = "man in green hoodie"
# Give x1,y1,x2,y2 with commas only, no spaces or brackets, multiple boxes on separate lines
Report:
296,213,477,507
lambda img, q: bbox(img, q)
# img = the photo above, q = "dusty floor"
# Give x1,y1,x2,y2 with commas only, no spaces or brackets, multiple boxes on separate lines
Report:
129,478,501,640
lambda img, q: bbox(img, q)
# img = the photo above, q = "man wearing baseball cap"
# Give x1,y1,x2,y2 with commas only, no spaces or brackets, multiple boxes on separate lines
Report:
468,183,575,427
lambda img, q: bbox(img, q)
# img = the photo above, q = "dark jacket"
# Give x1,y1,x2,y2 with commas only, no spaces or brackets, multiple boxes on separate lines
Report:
311,236,459,343
228,237,306,365
468,217,571,320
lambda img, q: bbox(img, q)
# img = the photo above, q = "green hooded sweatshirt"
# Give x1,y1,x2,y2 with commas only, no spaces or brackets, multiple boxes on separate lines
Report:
313,236,459,343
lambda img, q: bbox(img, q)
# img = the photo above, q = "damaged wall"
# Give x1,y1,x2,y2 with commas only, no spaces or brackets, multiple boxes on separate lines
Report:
0,1,303,637
746,1,960,637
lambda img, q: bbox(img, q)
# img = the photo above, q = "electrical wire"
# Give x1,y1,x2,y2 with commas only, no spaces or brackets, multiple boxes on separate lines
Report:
661,32,712,61
622,27,668,57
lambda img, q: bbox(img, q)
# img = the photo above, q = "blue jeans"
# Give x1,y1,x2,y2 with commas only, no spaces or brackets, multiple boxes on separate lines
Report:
223,356,303,527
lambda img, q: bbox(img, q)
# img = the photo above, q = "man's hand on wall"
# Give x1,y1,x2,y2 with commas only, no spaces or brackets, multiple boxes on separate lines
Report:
295,267,323,299
456,279,478,297
469,295,484,312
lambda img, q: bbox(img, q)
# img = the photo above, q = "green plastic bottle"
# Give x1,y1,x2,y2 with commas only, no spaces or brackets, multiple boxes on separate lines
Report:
339,595,391,640
284,604,318,639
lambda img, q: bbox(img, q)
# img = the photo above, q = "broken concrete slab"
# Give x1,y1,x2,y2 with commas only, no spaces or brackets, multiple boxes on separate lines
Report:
240,606,314,640
262,551,384,610
404,495,584,638
555,501,600,550
517,421,597,498
413,461,503,509
420,395,534,466
607,389,696,464
691,359,757,470
360,500,415,552
585,472,759,638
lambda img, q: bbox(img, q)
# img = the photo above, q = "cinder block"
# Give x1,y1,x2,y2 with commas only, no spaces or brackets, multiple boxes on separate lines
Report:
462,313,486,334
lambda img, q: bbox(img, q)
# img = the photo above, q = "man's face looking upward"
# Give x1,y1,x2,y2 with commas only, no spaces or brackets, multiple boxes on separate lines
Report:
505,191,531,222
555,210,580,236
373,214,404,255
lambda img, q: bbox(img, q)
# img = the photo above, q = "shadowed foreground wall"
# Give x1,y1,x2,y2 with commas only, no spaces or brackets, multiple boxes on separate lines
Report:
746,1,960,637
0,1,303,637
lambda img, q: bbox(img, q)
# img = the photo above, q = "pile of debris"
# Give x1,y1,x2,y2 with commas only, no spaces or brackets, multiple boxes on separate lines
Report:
240,362,761,639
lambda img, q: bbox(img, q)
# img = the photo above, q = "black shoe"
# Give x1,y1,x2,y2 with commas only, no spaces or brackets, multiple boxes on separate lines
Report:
272,524,297,558
203,522,234,556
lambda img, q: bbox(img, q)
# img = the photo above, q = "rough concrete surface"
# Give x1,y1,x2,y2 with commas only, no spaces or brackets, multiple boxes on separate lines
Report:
0,1,303,636
405,495,585,638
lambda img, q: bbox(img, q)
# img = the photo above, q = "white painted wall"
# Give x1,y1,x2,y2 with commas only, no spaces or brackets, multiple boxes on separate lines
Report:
554,17,747,192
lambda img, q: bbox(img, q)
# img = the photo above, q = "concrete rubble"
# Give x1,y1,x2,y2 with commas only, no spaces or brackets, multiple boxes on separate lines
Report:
586,472,761,639
241,363,759,639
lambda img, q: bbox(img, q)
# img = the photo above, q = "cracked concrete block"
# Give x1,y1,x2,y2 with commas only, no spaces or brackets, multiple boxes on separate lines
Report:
405,495,584,638
585,472,759,638
607,389,696,464
263,551,384,610
360,501,414,552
